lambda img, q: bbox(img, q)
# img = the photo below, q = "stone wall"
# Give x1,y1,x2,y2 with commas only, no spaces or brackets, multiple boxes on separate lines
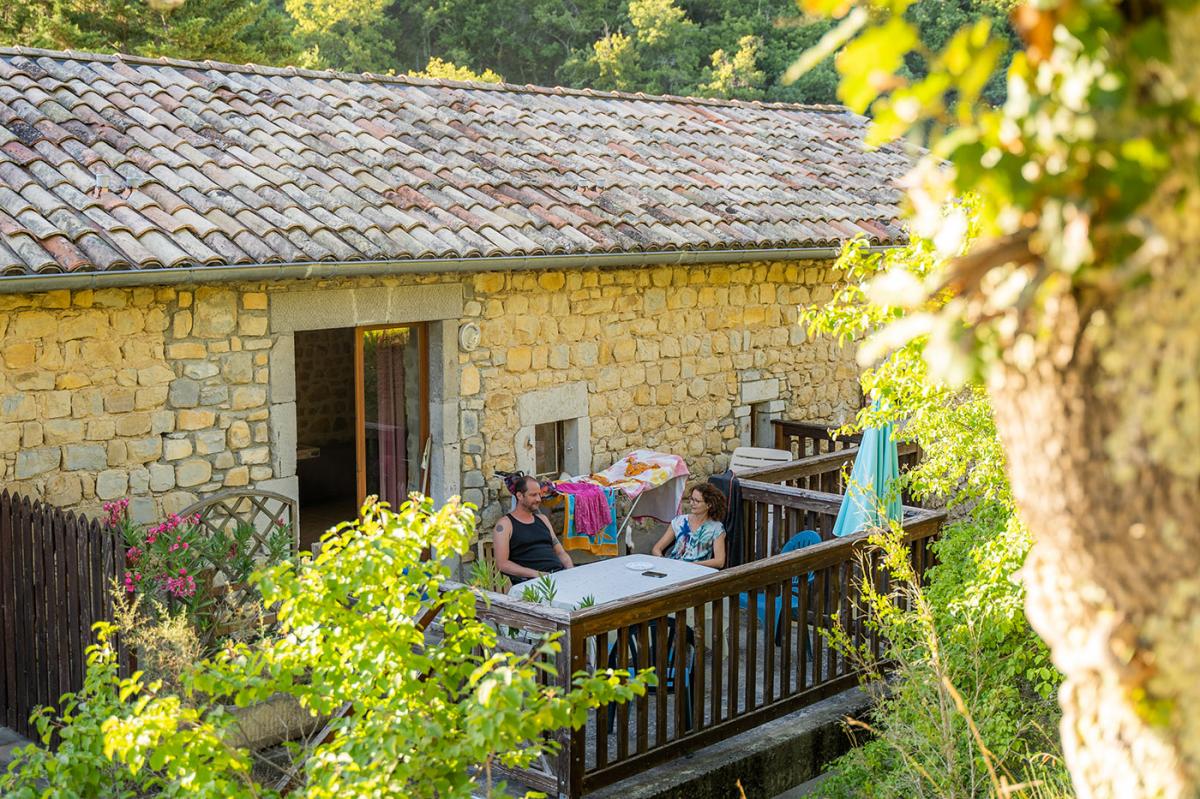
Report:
0,260,859,526
458,261,859,518
0,285,274,522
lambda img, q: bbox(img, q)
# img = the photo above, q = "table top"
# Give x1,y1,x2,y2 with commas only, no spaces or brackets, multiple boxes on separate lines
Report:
509,555,715,610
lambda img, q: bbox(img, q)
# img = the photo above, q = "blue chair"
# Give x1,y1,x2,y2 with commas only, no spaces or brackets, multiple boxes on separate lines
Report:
738,531,822,654
775,530,822,651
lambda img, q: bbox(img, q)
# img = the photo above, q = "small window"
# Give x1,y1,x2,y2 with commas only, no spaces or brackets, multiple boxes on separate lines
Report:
750,402,778,448
534,421,565,478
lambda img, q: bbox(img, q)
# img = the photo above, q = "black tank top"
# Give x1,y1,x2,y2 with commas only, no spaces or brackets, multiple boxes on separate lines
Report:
505,513,563,578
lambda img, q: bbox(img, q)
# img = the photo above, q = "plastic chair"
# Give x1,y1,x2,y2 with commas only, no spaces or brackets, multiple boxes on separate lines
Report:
606,622,695,732
775,530,822,650
728,446,793,475
738,531,821,655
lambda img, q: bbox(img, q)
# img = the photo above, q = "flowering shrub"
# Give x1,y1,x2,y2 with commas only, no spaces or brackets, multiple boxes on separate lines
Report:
104,499,294,649
1,498,651,798
107,501,204,607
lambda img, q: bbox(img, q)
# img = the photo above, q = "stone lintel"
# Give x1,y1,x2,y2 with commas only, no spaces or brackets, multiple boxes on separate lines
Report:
270,283,464,333
516,381,589,427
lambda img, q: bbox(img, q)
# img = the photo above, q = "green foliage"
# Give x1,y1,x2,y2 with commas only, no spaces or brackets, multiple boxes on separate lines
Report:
0,0,1016,108
570,0,702,96
1,497,648,797
700,34,766,100
805,210,1011,513
820,518,1068,799
285,0,398,71
806,221,1067,797
0,627,142,798
25,0,299,64
414,56,504,83
519,572,559,605
794,0,1198,383
468,555,512,593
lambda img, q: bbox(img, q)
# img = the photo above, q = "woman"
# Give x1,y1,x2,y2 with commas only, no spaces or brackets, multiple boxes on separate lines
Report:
651,483,727,569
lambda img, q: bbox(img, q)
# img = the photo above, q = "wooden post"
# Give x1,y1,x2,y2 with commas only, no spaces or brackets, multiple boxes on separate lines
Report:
567,625,586,799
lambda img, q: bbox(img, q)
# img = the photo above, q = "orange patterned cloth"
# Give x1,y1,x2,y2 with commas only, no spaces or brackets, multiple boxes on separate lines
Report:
587,450,687,496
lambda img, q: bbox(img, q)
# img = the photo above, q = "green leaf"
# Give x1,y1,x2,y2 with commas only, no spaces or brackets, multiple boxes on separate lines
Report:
836,16,919,113
784,6,868,86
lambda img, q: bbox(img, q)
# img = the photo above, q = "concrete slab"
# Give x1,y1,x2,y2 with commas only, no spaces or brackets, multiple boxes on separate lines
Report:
771,774,832,798
581,686,866,799
0,726,33,772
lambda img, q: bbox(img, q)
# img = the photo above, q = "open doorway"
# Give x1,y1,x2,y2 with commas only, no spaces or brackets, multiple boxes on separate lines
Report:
294,324,430,549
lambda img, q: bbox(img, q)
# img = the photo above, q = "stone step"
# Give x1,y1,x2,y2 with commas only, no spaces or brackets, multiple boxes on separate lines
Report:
0,725,34,773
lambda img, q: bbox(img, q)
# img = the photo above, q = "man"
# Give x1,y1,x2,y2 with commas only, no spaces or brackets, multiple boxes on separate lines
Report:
493,475,573,583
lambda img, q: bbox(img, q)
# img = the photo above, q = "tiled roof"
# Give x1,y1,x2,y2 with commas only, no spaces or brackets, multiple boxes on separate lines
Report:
0,47,911,277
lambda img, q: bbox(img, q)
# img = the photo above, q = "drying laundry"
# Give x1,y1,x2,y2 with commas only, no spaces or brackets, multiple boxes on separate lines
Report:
589,449,689,522
553,482,611,536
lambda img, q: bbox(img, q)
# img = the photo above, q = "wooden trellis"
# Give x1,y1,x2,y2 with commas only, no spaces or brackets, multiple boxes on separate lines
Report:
179,489,299,612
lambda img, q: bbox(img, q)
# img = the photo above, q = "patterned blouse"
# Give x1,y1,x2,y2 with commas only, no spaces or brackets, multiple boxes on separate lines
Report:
667,515,726,563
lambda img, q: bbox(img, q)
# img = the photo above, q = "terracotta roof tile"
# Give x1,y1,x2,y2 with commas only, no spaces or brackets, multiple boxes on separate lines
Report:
0,46,910,275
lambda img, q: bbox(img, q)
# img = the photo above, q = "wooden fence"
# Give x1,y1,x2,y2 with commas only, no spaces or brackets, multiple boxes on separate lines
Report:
468,484,946,797
0,491,124,740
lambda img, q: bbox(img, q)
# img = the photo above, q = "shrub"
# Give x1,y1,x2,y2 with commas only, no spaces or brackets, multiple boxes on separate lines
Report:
2,496,648,798
106,499,293,652
820,513,1066,799
805,220,1070,798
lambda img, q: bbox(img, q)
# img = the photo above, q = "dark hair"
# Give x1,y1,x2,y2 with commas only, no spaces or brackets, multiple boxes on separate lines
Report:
690,483,727,521
503,472,539,496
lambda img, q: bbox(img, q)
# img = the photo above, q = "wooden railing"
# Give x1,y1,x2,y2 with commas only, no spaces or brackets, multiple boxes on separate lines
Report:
742,439,923,508
771,420,861,460
0,491,125,740
465,588,576,797
464,488,946,797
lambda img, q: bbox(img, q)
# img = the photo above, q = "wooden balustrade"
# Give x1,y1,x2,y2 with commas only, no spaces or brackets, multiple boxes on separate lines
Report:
771,420,861,460
741,437,923,511
460,489,946,797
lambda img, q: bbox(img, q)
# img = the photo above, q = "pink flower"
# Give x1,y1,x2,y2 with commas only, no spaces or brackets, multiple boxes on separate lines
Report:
126,546,142,564
103,498,130,527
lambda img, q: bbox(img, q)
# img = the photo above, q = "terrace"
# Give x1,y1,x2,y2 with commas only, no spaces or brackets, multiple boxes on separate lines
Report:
458,423,944,797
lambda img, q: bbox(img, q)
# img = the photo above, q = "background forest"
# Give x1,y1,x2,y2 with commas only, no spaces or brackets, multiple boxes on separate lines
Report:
1,0,1017,104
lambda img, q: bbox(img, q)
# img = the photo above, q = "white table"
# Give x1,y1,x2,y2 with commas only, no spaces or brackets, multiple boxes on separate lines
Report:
508,555,715,610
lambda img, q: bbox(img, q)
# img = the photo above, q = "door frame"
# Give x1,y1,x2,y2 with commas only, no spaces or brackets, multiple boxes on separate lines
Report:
353,322,431,504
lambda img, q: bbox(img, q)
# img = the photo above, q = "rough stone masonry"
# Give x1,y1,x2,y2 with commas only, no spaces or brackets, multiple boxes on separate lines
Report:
0,260,860,527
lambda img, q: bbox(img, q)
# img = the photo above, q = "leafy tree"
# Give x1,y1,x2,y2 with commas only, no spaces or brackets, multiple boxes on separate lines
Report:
413,56,503,83
0,498,647,797
796,0,1200,795
386,0,624,85
806,223,1067,798
701,34,766,100
568,0,704,95
1,0,1019,106
285,0,398,72
31,0,299,65
902,0,1018,107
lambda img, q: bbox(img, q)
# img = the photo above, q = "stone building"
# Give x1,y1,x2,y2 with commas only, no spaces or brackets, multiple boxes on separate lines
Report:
0,48,909,542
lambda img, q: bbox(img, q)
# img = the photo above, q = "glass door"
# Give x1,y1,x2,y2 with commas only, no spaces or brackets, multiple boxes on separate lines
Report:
354,324,430,506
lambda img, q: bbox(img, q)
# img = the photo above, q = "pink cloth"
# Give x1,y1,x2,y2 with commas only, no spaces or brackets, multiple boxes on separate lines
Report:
553,482,611,535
